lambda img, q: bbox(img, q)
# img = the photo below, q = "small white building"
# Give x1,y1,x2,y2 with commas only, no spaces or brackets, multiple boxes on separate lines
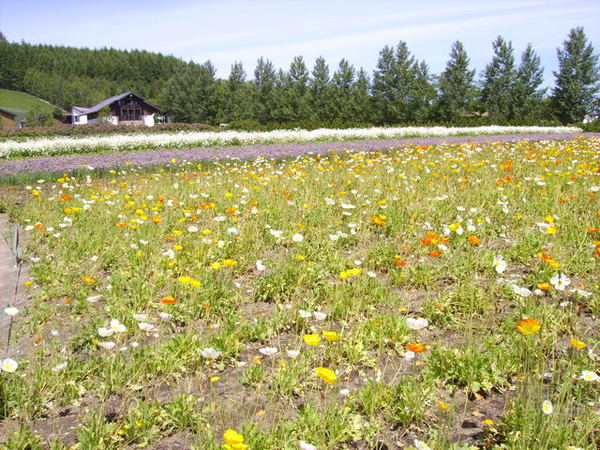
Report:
70,92,161,126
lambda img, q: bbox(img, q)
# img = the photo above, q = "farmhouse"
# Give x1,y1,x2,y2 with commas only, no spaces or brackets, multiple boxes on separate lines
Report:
70,92,162,127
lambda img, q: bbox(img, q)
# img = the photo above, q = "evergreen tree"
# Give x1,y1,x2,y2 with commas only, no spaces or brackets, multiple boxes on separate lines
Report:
552,27,600,123
436,41,476,122
253,57,277,123
372,41,424,124
159,61,217,123
309,56,334,122
352,68,372,123
332,58,356,121
288,55,311,121
481,36,517,120
411,61,436,122
514,44,546,120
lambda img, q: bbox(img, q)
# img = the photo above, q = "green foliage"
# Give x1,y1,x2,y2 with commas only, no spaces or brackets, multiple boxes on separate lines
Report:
552,27,600,124
435,41,477,122
481,36,518,121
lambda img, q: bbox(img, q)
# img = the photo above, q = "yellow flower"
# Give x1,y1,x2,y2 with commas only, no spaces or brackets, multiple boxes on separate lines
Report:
178,276,192,285
570,337,586,350
190,279,202,288
222,259,237,268
223,429,248,450
339,268,362,280
315,367,337,385
211,262,222,270
303,334,322,346
546,225,558,234
482,419,495,426
437,401,450,410
322,331,340,342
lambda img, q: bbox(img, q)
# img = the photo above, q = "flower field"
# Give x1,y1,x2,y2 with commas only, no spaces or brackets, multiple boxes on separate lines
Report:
0,125,581,159
1,136,599,448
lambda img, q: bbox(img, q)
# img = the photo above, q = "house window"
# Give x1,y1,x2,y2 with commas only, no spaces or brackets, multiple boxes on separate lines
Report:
119,101,142,121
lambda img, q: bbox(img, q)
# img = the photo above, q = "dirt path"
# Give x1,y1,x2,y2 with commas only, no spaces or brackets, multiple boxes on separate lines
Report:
1,132,598,177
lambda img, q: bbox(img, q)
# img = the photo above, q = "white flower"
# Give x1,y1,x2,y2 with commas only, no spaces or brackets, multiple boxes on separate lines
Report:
98,327,113,337
51,362,68,372
339,388,350,396
414,440,432,450
542,400,553,414
324,197,335,205
4,306,19,316
187,225,198,233
138,322,157,332
98,341,116,350
158,312,173,321
549,273,571,291
299,441,317,450
299,441,318,450
256,260,266,271
162,249,175,259
580,370,600,382
298,309,312,319
86,295,103,303
512,285,532,297
269,229,283,238
292,233,304,242
133,314,148,321
406,317,428,330
227,227,238,235
286,350,300,358
109,319,127,333
313,311,327,321
404,350,415,361
199,347,221,359
493,255,507,274
1,358,18,372
258,347,278,356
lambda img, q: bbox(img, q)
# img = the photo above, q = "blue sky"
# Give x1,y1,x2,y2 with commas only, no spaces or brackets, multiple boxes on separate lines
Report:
1,0,599,87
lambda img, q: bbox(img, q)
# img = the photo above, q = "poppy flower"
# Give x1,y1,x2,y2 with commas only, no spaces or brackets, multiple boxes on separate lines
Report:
516,318,540,335
315,367,337,385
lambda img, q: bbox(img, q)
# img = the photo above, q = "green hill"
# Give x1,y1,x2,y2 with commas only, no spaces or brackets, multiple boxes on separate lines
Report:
0,88,59,116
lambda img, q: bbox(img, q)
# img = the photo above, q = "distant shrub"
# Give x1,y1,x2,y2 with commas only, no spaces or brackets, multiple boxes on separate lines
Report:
0,122,216,139
581,121,600,132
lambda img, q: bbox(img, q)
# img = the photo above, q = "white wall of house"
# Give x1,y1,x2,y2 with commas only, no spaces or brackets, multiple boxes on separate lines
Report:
73,115,88,125
143,114,155,127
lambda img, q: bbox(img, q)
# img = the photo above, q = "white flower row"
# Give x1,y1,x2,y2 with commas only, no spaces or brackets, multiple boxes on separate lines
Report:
0,125,582,159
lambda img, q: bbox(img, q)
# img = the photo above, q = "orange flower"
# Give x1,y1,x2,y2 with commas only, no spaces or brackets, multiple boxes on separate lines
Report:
81,276,95,285
406,342,426,353
429,249,442,257
516,318,540,335
160,296,176,304
468,235,480,246
394,258,407,267
117,221,127,228
588,227,598,233
371,215,387,226
537,282,552,290
225,206,237,215
152,215,162,224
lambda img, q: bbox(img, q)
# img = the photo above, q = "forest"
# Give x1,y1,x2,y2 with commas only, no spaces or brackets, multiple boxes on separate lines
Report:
0,27,598,126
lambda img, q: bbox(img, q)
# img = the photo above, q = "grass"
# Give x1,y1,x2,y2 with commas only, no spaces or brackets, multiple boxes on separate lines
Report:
0,89,57,117
0,136,598,449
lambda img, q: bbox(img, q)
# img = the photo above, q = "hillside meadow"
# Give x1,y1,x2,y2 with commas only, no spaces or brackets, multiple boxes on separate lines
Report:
0,136,599,449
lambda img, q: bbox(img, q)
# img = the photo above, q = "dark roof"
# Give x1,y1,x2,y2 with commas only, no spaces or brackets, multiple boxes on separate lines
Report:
0,107,25,123
71,92,161,116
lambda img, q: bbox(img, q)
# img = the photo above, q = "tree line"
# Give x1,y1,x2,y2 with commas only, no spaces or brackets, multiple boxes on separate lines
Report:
0,27,598,126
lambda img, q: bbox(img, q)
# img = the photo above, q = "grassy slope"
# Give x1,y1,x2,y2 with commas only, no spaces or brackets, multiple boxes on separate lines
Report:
0,89,58,118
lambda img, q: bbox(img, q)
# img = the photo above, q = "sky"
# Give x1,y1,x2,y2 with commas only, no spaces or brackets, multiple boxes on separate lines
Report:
1,0,599,88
